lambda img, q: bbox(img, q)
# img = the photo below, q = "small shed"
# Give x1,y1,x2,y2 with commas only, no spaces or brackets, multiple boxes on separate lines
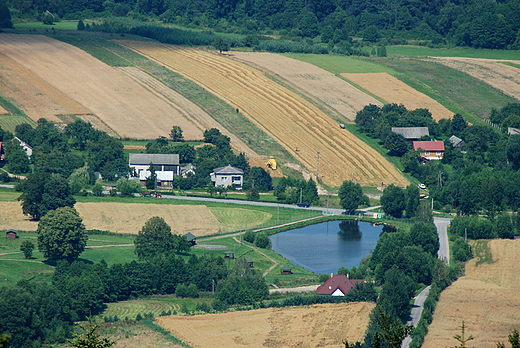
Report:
280,265,292,275
6,229,18,239
224,250,235,259
244,257,254,268
184,232,197,246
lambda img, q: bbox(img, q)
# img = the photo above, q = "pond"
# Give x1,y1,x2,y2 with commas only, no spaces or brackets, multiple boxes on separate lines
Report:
269,220,393,275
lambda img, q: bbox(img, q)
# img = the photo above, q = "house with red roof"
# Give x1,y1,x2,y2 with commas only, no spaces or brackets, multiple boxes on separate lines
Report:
316,274,364,296
413,140,445,160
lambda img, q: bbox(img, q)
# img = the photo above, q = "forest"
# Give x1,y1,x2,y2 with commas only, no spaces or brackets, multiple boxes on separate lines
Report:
3,0,520,50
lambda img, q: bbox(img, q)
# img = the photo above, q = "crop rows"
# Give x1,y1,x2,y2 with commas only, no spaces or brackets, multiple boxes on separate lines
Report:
120,42,408,187
100,300,179,319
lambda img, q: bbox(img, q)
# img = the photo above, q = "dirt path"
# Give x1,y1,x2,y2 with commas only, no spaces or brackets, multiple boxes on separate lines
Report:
232,236,279,277
269,284,320,294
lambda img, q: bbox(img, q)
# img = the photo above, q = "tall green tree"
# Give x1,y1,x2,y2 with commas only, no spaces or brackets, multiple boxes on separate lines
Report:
381,184,406,218
410,222,439,257
170,125,184,142
134,216,190,260
20,240,35,259
405,184,420,218
3,139,30,174
338,180,363,211
0,4,13,28
37,207,88,262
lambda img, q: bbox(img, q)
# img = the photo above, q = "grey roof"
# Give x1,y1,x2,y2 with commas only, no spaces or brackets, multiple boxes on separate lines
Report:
280,265,292,270
129,153,179,166
181,163,196,174
449,135,464,147
391,127,430,139
212,165,244,175
184,232,196,242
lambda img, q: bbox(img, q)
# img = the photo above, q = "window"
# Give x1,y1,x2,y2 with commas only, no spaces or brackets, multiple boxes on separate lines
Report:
425,151,430,156
221,176,228,181
436,151,441,156
164,165,176,171
232,176,241,182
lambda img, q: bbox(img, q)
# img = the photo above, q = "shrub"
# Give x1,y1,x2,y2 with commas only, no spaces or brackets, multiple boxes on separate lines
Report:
254,233,270,249
135,313,143,321
175,283,188,298
243,230,255,243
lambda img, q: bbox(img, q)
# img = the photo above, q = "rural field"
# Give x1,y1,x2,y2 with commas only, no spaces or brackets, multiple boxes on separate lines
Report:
0,201,272,236
157,302,375,348
0,33,205,140
231,51,381,121
429,57,520,101
341,73,454,121
422,239,520,347
118,41,408,187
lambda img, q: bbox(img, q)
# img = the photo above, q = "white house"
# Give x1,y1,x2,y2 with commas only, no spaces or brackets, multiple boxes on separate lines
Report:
13,137,33,158
129,153,179,188
210,165,243,190
180,163,196,177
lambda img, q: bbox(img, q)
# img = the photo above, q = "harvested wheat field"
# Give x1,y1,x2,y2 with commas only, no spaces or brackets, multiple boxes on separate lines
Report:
341,73,453,121
429,57,520,101
231,52,381,121
422,239,520,348
157,302,375,348
0,105,8,114
0,202,38,231
0,34,205,140
119,42,408,187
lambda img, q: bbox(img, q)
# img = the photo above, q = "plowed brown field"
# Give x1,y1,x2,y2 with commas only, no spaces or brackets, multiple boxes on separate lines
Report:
422,239,520,348
0,34,205,140
157,302,375,348
429,57,520,101
341,73,453,121
119,42,408,187
231,52,381,121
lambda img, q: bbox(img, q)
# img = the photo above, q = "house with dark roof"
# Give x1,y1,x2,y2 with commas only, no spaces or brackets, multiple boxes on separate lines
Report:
129,153,179,188
413,140,445,160
184,232,196,246
5,229,18,239
210,165,243,190
280,265,292,275
316,274,364,296
449,135,464,148
391,127,430,142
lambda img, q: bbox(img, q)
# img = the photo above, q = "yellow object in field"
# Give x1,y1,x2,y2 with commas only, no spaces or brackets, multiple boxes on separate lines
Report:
266,156,277,170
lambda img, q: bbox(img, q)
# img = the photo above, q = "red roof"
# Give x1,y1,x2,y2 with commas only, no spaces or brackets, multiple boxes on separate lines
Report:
316,274,364,296
413,140,445,152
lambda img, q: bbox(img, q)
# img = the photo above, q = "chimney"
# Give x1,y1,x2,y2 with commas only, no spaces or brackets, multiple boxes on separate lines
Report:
346,273,349,279
330,273,333,279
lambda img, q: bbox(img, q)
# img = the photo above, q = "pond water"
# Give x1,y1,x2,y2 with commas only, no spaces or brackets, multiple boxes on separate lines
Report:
269,220,392,274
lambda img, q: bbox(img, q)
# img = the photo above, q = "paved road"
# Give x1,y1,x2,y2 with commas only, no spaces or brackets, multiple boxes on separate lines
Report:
402,216,451,348
0,184,15,189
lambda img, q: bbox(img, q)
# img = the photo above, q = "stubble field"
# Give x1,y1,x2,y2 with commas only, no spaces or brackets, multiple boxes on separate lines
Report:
231,51,381,121
0,34,205,140
422,239,520,347
429,57,520,101
118,41,408,187
157,302,375,348
0,201,271,236
341,73,454,121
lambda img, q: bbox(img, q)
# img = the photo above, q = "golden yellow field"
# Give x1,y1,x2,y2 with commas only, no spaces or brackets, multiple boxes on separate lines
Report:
0,105,8,114
422,239,520,347
0,202,271,236
341,73,453,121
157,302,375,348
231,51,381,121
118,42,408,187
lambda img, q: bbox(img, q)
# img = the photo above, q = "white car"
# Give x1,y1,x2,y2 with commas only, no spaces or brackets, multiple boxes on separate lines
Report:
418,184,426,189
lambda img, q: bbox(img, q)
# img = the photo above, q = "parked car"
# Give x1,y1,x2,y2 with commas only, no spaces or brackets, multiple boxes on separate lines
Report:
418,183,426,189
297,202,310,208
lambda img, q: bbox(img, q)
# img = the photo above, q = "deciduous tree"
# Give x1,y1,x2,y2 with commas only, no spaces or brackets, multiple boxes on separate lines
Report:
134,217,189,260
20,240,35,259
381,184,406,218
170,125,184,142
338,180,363,211
37,207,88,262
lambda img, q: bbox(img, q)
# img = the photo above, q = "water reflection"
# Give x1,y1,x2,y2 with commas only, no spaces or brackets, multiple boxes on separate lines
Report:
338,220,362,241
269,220,384,274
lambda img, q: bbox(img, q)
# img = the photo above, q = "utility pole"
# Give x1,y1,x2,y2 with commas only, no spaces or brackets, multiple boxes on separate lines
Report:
316,151,320,181
295,147,302,175
277,204,279,225
300,187,303,204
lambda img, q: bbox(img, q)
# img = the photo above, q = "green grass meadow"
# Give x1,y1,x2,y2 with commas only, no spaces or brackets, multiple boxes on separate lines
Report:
14,21,80,31
386,45,520,59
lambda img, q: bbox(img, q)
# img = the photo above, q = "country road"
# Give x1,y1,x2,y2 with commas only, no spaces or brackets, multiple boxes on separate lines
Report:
402,216,451,348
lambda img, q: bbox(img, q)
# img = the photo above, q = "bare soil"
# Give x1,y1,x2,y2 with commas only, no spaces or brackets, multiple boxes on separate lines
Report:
0,34,206,140
231,52,381,121
422,239,520,348
157,302,375,348
341,73,453,121
119,42,408,188
428,57,520,101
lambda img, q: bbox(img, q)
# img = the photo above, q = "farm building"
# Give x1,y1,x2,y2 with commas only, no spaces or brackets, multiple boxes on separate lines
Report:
413,140,445,160
224,250,235,259
13,137,33,158
449,135,464,148
5,229,18,239
180,163,196,177
129,154,180,188
391,127,430,142
184,232,196,246
210,165,243,190
316,274,364,296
